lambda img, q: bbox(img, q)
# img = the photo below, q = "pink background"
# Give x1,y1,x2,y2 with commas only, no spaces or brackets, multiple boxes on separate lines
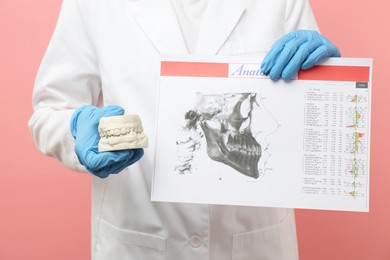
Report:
0,0,389,259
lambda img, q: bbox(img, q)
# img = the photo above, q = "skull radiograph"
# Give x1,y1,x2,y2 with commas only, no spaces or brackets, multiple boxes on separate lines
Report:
176,93,262,179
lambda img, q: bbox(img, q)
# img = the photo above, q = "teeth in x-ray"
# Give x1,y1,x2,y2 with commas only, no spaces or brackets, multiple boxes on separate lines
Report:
177,93,262,178
202,123,261,178
196,93,261,179
98,115,148,152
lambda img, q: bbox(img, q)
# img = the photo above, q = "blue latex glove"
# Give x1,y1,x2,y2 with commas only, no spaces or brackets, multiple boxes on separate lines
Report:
261,30,341,80
70,105,144,178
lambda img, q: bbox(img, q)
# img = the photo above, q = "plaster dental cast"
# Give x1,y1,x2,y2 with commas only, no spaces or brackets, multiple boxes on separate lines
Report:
29,0,340,259
98,114,148,152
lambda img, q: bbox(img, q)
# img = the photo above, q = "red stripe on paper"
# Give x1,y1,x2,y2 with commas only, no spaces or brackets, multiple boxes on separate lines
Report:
298,65,370,82
160,61,229,77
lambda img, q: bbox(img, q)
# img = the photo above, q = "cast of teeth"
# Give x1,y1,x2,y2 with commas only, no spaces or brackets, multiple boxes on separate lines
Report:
97,115,148,152
99,126,144,138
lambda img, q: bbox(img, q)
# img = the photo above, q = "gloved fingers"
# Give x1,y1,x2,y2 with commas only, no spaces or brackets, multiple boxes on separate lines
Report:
92,160,129,178
88,167,111,178
103,149,145,175
268,36,308,80
261,44,283,75
73,105,125,135
301,43,341,70
99,105,125,118
280,42,312,80
84,149,135,173
75,105,126,149
260,31,298,75
86,149,144,177
261,30,342,80
80,105,124,123
126,149,144,165
300,45,329,70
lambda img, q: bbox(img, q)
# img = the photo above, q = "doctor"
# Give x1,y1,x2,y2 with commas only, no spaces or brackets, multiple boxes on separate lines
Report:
29,0,340,259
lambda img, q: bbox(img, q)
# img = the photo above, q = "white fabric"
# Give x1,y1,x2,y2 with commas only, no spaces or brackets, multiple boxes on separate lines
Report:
29,0,318,259
170,0,209,53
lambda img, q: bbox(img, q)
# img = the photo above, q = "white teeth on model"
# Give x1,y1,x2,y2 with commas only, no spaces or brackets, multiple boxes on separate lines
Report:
99,127,142,138
97,114,148,152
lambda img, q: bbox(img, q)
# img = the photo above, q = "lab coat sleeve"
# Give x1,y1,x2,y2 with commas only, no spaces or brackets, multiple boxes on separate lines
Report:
285,0,319,32
28,0,101,172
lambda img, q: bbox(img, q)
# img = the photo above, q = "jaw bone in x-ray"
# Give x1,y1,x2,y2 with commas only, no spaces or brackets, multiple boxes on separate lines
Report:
177,93,262,179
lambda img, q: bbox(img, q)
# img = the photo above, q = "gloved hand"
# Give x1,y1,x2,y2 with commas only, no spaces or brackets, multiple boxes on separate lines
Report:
261,30,341,80
70,105,144,178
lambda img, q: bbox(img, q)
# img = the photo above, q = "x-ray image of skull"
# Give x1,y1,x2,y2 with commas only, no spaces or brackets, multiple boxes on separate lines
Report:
176,93,262,179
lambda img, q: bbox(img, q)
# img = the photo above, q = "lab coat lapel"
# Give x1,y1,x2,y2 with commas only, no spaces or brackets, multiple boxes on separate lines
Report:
130,0,188,54
196,0,246,54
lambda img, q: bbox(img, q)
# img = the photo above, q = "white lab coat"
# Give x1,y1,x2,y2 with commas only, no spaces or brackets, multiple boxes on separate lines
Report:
29,0,318,259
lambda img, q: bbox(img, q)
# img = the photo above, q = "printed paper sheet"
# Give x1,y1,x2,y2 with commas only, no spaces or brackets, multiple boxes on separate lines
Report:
152,55,372,212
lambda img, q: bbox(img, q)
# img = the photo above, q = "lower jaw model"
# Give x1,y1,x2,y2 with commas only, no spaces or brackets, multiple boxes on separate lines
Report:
98,115,148,152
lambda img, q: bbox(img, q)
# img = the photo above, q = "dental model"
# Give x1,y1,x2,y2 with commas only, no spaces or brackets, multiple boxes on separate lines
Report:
98,115,148,152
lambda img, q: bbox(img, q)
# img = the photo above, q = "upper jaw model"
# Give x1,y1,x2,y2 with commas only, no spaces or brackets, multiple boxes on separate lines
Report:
98,115,148,152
